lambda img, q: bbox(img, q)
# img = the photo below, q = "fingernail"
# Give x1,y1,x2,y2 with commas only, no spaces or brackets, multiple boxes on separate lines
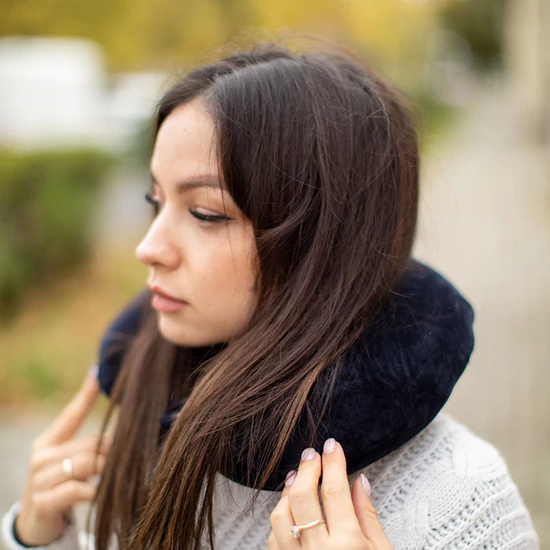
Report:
285,470,297,487
301,448,316,462
360,474,371,497
323,438,335,454
88,364,98,380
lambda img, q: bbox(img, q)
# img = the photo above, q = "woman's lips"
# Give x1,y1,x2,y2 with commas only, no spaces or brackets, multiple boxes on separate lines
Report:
151,292,188,313
148,284,188,313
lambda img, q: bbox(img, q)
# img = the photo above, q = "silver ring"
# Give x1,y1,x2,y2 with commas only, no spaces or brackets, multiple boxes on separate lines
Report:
290,519,325,538
62,458,74,480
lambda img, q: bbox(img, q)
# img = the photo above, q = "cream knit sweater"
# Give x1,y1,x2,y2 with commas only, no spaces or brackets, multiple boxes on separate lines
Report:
2,413,539,550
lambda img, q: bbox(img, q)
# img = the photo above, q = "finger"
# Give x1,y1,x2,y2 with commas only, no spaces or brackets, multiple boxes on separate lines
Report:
33,452,106,492
270,476,301,550
39,367,100,446
32,433,111,472
287,449,328,547
267,530,282,550
268,470,298,548
32,481,97,516
320,439,361,535
277,469,294,502
351,474,392,549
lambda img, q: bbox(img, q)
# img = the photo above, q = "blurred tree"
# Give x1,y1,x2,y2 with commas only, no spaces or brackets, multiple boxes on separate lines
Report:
0,149,112,320
1,0,441,76
339,0,440,88
438,0,507,69
0,0,118,45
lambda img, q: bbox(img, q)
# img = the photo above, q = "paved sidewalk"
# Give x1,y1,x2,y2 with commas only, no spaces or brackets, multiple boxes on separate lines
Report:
413,81,550,543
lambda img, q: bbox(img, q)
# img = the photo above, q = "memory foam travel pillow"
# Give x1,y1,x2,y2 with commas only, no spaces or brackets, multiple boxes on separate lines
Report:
97,259,474,490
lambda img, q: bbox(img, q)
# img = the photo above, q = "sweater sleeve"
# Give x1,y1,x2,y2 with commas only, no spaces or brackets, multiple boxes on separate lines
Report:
432,432,539,549
1,502,80,550
435,469,541,550
464,474,540,549
361,417,540,550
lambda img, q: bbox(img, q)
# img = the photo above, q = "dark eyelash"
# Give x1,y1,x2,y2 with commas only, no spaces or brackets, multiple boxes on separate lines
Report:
144,193,230,224
144,192,160,215
189,209,231,223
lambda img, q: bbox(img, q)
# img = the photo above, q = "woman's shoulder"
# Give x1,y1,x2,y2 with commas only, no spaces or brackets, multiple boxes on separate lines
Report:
380,412,511,475
359,413,539,549
360,412,516,500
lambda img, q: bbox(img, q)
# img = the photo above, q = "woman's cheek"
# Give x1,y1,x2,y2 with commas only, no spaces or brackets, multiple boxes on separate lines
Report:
183,220,257,316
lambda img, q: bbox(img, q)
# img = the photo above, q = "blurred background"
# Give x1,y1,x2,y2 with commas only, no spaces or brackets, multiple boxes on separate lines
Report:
0,0,548,546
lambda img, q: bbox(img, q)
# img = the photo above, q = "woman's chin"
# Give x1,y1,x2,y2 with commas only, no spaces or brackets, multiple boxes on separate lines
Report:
157,315,216,347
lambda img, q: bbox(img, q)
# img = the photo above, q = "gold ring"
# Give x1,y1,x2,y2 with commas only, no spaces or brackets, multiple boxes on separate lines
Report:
290,519,325,538
62,458,74,480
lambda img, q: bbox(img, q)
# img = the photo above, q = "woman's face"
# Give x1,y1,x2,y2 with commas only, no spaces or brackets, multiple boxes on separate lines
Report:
136,100,258,347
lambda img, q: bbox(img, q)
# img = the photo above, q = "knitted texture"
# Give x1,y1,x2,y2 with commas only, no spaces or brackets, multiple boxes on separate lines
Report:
2,413,539,550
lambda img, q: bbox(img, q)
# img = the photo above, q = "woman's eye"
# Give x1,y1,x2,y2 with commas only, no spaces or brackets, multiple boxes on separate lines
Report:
189,209,231,223
144,192,161,216
144,193,231,224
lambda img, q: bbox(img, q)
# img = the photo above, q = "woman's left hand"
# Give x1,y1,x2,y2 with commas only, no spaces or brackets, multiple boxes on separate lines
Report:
268,438,393,550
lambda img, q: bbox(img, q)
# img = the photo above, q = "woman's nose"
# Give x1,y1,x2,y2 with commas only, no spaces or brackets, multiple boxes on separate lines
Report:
135,218,181,270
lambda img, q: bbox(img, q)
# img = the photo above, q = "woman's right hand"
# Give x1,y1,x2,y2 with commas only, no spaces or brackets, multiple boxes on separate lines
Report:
14,366,111,546
269,439,393,550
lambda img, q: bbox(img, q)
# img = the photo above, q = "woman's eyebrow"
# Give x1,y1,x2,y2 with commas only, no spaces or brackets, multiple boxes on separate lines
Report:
150,173,223,193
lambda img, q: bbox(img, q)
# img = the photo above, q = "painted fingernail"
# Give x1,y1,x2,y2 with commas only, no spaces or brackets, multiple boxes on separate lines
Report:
360,474,371,497
301,448,316,462
285,470,297,487
323,438,335,454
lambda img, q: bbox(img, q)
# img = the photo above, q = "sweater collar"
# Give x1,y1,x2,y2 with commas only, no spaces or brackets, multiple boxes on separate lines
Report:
98,259,474,490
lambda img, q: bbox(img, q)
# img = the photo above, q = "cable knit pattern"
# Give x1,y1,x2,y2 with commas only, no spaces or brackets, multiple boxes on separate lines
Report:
2,413,539,550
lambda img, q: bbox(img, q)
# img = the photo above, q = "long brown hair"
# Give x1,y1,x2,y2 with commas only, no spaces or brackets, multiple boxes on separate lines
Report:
93,40,419,550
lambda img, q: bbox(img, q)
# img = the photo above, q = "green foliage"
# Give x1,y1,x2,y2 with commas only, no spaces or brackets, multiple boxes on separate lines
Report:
0,149,113,319
19,355,62,399
415,96,457,153
439,0,507,69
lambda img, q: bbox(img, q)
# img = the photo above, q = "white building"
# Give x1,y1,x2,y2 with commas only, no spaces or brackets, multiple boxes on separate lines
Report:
0,36,167,151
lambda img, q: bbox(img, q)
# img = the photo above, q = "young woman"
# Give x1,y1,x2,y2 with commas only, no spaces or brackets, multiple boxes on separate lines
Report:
2,42,538,550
